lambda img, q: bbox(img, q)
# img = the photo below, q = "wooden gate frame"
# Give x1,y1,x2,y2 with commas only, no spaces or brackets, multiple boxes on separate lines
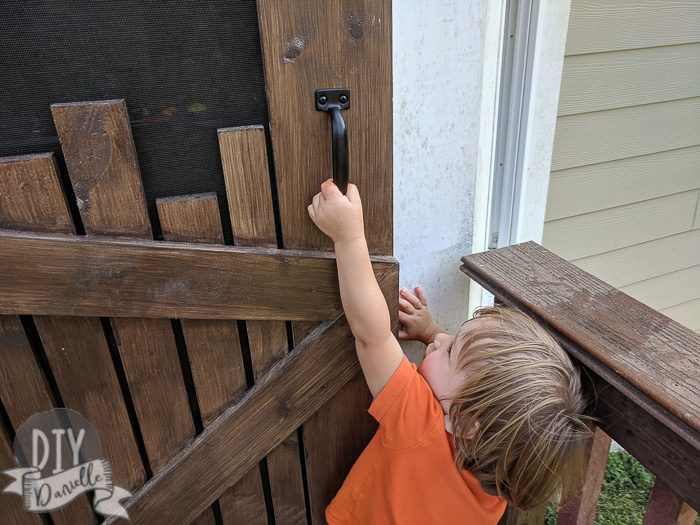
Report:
0,98,397,524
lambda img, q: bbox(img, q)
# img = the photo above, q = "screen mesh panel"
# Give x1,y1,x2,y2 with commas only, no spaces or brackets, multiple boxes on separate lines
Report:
0,1,271,242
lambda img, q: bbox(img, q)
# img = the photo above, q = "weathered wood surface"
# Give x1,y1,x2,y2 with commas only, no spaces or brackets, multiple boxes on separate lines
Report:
103,267,398,524
0,317,98,524
220,126,306,523
0,153,74,233
0,229,395,321
0,147,142,520
104,313,357,524
156,193,227,525
461,241,700,509
643,479,698,525
257,0,392,254
556,427,612,525
51,100,151,237
0,426,44,525
256,2,392,520
157,191,264,524
53,100,196,484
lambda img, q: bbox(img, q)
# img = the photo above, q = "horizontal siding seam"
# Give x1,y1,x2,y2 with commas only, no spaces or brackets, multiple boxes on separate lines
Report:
619,263,700,290
544,189,700,225
556,94,700,120
549,143,700,176
569,229,700,266
564,40,700,59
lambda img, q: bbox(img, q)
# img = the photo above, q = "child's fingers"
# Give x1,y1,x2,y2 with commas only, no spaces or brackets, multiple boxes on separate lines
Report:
400,289,423,309
312,192,321,211
415,286,428,307
398,328,408,340
321,178,342,199
399,311,411,324
307,204,316,220
345,183,360,202
399,298,415,314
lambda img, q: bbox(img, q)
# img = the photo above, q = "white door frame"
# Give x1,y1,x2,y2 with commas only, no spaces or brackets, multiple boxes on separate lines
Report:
469,0,572,313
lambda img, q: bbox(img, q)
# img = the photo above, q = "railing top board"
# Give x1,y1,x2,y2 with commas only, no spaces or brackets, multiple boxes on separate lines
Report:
460,241,700,435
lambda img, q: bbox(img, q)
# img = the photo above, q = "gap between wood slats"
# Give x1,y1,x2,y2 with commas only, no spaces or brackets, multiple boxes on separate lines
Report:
219,126,307,524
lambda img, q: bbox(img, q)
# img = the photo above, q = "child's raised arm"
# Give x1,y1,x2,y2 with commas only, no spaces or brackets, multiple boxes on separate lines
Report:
307,180,403,397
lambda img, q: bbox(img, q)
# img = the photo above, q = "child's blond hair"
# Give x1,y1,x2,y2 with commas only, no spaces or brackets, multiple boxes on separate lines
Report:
446,304,593,514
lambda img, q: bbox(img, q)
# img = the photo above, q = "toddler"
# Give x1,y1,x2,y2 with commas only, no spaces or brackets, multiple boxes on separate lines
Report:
308,180,592,525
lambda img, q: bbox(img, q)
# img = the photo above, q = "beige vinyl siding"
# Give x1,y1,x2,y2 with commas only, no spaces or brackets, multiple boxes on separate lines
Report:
543,0,700,333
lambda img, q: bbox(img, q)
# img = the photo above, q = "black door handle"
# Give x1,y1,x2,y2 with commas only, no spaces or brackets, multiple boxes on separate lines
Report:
316,88,350,193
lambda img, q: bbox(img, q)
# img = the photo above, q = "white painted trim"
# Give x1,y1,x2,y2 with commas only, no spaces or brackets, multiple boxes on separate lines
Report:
515,0,571,244
469,0,571,315
469,0,506,315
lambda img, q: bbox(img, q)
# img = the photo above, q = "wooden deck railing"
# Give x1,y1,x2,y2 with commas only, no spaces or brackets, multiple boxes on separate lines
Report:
461,242,699,525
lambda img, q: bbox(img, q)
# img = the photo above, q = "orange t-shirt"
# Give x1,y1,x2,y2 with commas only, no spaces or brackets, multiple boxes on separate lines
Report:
326,355,506,525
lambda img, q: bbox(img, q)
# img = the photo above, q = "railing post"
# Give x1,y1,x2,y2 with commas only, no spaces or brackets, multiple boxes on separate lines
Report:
556,426,612,525
643,479,698,525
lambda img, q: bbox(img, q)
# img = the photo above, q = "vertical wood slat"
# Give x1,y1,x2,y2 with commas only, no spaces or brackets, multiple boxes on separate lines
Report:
256,1,392,521
1,152,145,491
556,426,612,525
643,479,698,525
0,317,96,524
156,192,264,525
0,426,43,525
219,126,307,524
51,100,196,475
0,152,137,524
256,0,393,254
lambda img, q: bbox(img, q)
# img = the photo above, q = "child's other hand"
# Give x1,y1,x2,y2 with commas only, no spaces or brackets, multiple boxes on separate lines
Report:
398,287,440,345
307,179,364,243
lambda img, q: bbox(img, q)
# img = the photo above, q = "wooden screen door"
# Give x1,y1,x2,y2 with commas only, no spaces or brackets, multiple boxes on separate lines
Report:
0,1,393,524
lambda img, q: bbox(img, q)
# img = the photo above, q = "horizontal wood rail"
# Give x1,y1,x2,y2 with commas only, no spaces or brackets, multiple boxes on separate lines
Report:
0,229,396,320
461,242,700,511
101,265,397,524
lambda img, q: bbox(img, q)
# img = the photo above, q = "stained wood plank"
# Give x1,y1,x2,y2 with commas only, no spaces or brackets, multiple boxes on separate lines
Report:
219,127,277,249
105,313,360,524
0,317,97,524
35,316,146,491
0,153,74,233
543,190,698,260
460,242,700,508
51,100,151,237
102,266,398,525
565,0,700,56
256,4,392,522
559,43,700,116
256,0,392,254
556,427,612,525
546,146,700,221
0,149,143,518
157,192,265,525
0,426,44,525
643,479,698,525
157,193,225,244
0,229,395,320
552,97,700,172
570,230,700,288
219,126,306,524
0,153,142,487
52,99,195,481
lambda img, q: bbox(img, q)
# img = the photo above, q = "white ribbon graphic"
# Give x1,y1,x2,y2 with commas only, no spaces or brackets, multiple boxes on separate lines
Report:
3,458,131,519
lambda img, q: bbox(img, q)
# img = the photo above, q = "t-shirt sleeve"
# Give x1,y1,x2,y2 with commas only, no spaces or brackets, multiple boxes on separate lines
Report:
367,355,444,447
